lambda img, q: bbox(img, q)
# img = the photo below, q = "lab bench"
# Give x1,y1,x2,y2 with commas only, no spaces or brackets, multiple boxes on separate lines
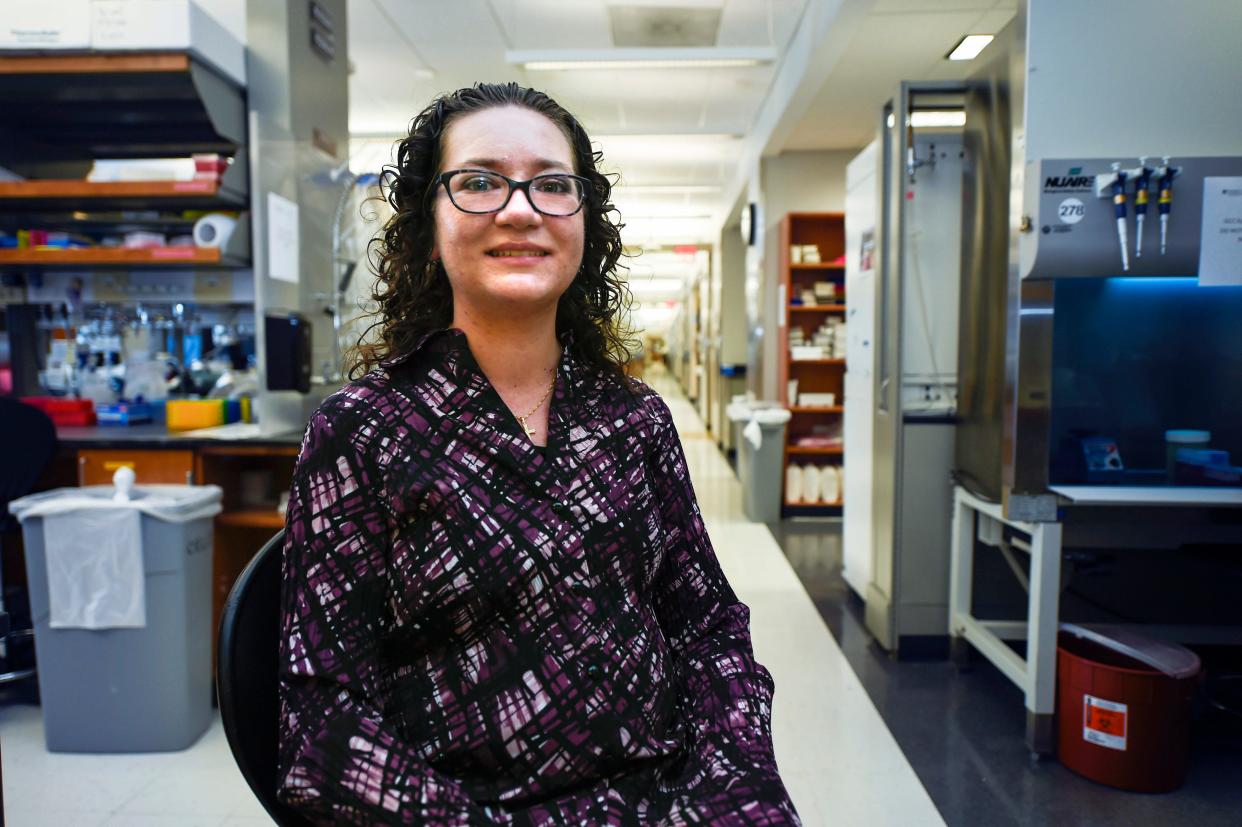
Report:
949,484,1242,756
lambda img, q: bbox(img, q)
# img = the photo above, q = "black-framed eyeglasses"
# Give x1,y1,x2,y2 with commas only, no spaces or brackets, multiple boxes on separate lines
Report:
435,169,590,217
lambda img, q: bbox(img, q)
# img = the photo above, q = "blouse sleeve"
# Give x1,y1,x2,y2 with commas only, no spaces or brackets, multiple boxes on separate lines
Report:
645,393,801,824
277,403,498,826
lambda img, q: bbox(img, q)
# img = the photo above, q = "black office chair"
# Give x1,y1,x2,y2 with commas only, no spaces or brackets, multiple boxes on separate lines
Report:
217,528,314,827
0,396,57,689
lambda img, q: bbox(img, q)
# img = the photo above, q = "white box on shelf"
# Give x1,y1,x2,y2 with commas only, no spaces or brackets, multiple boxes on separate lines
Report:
90,0,245,84
1,1,92,48
791,345,825,361
813,281,837,300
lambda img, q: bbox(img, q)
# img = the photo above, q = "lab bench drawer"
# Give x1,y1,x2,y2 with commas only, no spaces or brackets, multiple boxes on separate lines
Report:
77,449,195,486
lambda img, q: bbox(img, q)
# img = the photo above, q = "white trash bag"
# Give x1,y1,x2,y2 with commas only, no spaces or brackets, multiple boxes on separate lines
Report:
44,507,146,629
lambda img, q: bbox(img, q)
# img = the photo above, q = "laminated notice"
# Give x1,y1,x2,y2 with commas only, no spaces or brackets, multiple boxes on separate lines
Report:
1083,694,1128,751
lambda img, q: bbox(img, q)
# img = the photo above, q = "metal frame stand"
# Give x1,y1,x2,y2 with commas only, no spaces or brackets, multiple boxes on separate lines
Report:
0,536,35,686
949,485,1063,755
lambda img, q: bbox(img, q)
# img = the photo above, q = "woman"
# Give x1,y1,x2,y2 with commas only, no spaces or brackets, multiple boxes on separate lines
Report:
278,82,800,826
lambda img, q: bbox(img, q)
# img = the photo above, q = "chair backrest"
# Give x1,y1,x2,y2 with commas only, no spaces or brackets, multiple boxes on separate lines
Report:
0,397,57,530
216,528,313,827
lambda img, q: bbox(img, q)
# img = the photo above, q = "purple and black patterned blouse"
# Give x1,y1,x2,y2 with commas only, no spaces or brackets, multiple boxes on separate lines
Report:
278,326,800,826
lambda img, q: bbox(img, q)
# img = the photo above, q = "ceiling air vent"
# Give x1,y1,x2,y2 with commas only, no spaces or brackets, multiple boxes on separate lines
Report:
608,5,723,48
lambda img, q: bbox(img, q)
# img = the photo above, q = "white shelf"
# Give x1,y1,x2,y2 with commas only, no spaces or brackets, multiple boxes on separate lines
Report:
1049,485,1242,507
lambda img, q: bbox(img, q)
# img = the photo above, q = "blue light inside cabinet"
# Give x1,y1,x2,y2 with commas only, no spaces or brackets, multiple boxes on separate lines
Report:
1048,276,1242,484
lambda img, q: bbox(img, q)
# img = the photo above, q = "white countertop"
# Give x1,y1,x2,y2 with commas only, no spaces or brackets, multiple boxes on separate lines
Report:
1049,485,1242,507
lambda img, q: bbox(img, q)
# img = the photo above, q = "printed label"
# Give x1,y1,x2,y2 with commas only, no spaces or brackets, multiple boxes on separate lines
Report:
1199,176,1242,286
1083,694,1128,751
1057,197,1086,225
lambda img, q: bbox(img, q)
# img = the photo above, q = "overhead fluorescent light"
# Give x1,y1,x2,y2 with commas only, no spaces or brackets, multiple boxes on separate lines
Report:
910,110,966,128
623,214,712,221
525,58,760,70
602,0,725,8
596,133,739,143
886,111,966,129
596,133,742,163
508,47,775,71
947,34,994,61
612,185,722,194
627,277,690,294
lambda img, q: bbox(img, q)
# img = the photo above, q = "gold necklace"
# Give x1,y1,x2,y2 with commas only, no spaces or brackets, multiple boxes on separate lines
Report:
515,370,556,440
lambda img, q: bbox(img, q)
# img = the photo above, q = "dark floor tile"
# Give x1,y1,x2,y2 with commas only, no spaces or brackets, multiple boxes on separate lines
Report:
770,520,1242,827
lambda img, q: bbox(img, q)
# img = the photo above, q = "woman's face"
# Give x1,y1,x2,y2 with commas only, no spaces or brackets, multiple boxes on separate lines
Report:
432,105,586,321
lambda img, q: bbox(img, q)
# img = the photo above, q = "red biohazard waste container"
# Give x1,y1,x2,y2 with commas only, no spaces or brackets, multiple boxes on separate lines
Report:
1056,623,1201,792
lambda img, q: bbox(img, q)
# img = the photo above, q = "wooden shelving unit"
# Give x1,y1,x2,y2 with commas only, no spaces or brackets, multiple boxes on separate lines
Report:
217,509,286,530
790,304,847,313
3,51,258,667
0,245,241,268
0,50,250,270
780,212,847,516
0,179,245,211
790,357,846,365
786,445,844,456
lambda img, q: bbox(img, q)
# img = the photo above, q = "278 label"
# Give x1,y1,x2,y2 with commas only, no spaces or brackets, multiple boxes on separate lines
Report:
1058,197,1086,225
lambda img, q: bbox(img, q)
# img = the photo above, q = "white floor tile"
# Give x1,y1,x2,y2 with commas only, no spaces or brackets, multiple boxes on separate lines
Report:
114,766,252,817
227,789,276,820
3,811,110,827
101,814,227,827
646,365,943,827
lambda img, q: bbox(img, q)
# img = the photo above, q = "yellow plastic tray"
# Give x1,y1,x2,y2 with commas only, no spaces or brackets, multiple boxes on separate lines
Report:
166,399,226,432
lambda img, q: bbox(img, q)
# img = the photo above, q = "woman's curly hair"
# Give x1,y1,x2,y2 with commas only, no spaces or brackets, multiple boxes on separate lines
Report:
347,82,640,389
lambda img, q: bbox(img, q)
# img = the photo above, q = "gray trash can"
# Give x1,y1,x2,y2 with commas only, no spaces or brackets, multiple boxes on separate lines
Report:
727,403,792,523
726,398,753,461
9,476,222,752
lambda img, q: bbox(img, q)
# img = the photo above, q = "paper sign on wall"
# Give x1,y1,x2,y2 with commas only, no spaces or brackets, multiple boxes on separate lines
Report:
267,192,300,284
1199,177,1242,287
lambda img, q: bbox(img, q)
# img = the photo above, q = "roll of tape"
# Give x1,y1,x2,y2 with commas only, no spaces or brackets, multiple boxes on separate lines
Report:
192,213,237,248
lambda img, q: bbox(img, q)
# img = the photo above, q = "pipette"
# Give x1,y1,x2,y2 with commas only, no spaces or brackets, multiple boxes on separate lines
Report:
1156,156,1175,255
1132,158,1153,258
1110,162,1130,271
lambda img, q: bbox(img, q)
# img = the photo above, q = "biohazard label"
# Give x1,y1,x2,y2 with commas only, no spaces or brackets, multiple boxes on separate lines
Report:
1083,695,1128,751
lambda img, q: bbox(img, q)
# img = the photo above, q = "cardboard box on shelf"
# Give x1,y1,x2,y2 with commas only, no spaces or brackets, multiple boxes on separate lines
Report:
89,0,245,84
813,281,837,300
790,345,826,361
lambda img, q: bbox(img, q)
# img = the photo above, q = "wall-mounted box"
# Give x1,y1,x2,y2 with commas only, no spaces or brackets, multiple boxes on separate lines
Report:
90,0,245,84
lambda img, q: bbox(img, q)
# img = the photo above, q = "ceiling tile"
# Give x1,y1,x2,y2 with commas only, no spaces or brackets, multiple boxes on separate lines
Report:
871,0,1002,13
717,0,805,48
375,0,507,47
488,0,613,48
